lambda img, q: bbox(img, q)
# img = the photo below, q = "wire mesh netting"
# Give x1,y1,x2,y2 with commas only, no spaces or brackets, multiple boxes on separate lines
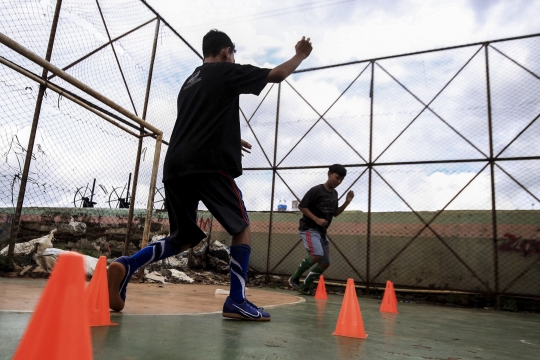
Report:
1,0,539,298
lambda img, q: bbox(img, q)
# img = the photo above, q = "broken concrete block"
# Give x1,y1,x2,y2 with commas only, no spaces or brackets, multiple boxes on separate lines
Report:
151,234,168,243
209,240,230,261
57,217,86,235
35,229,56,254
0,229,56,256
34,248,99,276
69,217,87,234
19,265,33,276
192,238,208,257
207,254,228,273
160,256,186,269
146,271,167,284
168,269,194,283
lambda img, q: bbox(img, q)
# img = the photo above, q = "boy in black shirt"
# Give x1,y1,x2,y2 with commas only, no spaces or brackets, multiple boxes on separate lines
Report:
289,164,354,295
108,29,312,321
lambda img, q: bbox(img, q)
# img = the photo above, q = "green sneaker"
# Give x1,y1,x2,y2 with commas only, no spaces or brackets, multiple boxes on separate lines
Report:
298,287,315,296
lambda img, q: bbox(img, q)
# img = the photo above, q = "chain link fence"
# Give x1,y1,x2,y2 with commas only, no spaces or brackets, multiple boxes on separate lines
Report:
232,34,540,300
1,0,539,300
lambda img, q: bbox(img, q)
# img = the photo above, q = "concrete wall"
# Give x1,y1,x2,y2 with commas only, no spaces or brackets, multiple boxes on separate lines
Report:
1,208,539,296
207,210,540,296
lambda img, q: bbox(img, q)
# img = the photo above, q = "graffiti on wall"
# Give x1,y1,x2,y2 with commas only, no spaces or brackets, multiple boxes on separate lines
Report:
499,233,540,257
197,216,211,231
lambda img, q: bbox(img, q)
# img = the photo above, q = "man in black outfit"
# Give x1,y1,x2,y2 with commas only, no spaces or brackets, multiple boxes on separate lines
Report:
108,29,312,321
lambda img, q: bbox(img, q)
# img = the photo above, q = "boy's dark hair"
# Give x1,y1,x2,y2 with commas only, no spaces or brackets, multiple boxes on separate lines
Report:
329,164,347,177
202,29,235,58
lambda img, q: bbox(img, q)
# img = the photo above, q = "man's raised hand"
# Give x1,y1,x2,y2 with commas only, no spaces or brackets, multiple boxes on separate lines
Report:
295,36,312,60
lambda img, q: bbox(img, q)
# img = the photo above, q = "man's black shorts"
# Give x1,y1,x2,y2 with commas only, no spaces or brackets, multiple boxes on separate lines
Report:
164,171,250,248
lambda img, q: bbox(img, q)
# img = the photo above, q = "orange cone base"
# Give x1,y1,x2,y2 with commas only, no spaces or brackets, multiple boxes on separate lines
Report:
87,256,119,327
332,331,368,339
12,252,93,360
314,275,328,300
332,278,368,339
91,321,119,327
380,280,399,314
380,307,398,314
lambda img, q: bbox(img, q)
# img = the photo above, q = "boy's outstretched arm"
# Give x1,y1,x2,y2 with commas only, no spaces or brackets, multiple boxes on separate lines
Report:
267,36,313,83
334,191,354,217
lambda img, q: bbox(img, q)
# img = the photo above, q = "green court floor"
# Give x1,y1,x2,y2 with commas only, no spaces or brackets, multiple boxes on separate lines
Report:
1,288,539,359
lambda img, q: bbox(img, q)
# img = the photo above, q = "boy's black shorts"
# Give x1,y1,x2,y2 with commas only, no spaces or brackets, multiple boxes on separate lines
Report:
164,171,250,248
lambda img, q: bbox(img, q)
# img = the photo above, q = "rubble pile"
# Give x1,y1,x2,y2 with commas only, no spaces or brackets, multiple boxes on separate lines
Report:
1,219,286,290
0,219,238,286
1,228,99,277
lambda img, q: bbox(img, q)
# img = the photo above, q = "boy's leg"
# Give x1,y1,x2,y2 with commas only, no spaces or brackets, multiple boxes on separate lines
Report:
289,230,321,289
108,176,206,311
198,171,270,320
299,234,330,294
289,255,315,289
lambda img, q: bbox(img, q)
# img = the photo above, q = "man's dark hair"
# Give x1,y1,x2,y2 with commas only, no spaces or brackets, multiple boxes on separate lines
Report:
202,29,235,58
329,164,347,177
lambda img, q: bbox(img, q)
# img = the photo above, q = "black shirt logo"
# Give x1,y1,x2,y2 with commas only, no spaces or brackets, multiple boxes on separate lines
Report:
183,70,202,90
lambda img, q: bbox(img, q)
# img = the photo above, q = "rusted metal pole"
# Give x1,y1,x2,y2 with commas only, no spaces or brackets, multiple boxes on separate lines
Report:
7,0,63,258
485,43,500,310
140,132,163,249
265,83,281,283
0,57,140,137
123,18,160,255
0,32,161,135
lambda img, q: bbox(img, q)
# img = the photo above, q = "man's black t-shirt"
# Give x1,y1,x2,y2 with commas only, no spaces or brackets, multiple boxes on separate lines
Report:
298,184,339,235
163,62,271,181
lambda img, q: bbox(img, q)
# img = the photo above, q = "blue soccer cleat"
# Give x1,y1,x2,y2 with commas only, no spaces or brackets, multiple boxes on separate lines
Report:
107,256,136,312
222,296,271,321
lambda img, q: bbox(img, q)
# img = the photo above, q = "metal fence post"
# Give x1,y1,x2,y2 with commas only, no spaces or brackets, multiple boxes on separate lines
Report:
265,83,281,283
123,18,160,255
365,61,375,294
485,43,500,309
7,0,63,258
140,132,163,249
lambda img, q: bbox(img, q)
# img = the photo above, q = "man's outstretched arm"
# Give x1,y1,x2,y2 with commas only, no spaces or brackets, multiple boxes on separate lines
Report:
267,36,313,83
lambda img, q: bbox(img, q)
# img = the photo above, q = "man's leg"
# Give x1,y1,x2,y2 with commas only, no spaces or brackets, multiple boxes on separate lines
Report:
228,226,251,302
108,238,188,311
198,172,270,320
108,177,205,311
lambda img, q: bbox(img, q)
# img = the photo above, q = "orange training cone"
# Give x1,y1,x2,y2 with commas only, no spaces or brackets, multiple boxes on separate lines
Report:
332,278,367,339
379,280,398,314
314,275,328,300
86,256,118,327
12,252,93,360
